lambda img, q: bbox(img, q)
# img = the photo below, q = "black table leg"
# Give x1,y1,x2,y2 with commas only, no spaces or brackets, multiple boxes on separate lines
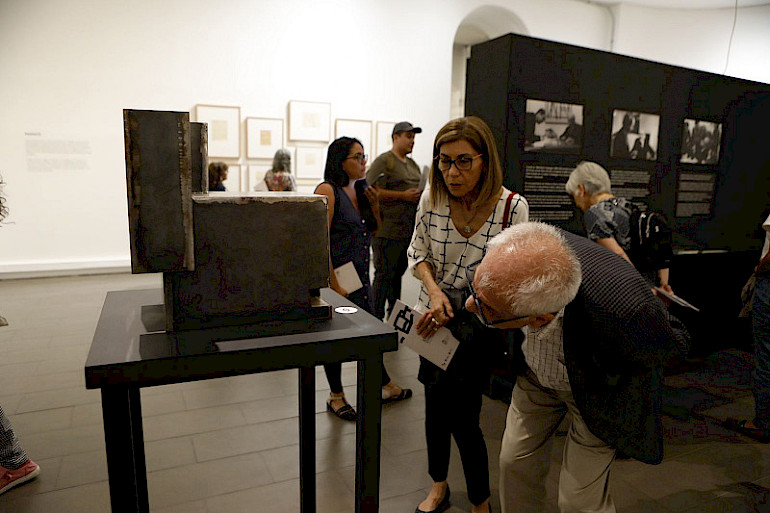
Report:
355,356,383,513
100,386,149,513
299,366,316,513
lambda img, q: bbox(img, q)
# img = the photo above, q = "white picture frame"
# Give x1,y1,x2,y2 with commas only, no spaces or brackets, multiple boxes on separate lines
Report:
288,101,331,142
246,117,284,159
295,146,327,180
335,119,373,156
194,104,240,158
376,121,396,157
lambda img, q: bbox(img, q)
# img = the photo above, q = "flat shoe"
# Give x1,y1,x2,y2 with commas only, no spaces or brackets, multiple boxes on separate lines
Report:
415,486,450,513
723,418,770,443
326,397,357,421
382,386,413,403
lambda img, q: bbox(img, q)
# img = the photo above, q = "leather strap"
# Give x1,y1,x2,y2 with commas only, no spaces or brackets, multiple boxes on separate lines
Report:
502,192,516,228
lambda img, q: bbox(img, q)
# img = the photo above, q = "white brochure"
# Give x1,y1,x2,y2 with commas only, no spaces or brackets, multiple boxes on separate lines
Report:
333,261,363,294
386,300,459,370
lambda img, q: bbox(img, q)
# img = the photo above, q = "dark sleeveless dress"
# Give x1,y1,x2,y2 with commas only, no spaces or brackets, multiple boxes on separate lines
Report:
329,182,374,313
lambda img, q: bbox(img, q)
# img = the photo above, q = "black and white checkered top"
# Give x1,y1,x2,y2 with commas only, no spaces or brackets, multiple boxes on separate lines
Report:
407,188,529,311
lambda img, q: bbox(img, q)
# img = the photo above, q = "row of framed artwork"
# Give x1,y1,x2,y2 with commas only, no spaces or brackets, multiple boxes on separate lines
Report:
524,99,723,166
194,102,397,160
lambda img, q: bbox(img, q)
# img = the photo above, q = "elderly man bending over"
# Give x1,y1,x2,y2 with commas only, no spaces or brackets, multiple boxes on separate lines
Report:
465,222,689,513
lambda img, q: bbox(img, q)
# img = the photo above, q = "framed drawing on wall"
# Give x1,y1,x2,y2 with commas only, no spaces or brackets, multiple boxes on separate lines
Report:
376,121,396,157
295,146,326,180
335,119,372,155
246,117,283,159
194,104,240,158
609,109,660,161
288,101,331,142
523,99,583,154
680,118,722,165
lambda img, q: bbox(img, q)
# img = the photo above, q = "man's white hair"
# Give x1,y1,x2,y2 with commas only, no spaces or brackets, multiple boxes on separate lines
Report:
479,222,582,316
564,161,612,197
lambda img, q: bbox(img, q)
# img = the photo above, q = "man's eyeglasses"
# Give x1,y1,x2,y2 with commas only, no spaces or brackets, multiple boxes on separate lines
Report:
465,264,531,328
435,154,483,172
346,153,368,163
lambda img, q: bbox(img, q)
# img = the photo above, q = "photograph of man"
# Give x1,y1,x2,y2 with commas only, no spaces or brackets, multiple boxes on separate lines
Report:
465,222,690,513
524,100,583,154
681,118,722,165
366,121,423,321
525,108,547,147
611,110,660,161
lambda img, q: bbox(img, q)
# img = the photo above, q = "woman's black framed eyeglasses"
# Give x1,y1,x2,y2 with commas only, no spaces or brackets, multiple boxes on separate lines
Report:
435,154,483,172
346,153,368,163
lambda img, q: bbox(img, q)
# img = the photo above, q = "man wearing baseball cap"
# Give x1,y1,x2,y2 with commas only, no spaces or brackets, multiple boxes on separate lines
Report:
366,121,423,321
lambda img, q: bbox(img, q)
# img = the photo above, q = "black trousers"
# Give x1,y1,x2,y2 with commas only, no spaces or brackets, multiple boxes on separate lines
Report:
424,378,491,506
371,237,410,321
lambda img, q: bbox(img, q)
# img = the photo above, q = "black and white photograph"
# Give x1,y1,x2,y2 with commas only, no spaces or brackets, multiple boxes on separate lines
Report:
681,118,722,165
610,109,660,161
524,99,583,153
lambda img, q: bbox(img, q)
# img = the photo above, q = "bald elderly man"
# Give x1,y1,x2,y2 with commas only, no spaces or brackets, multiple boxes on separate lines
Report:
465,222,689,513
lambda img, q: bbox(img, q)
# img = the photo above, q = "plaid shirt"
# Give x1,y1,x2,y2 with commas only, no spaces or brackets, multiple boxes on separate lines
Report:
522,308,570,390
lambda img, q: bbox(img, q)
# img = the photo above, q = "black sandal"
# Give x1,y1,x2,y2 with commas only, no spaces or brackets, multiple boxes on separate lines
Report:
382,386,413,403
327,396,357,421
723,418,770,443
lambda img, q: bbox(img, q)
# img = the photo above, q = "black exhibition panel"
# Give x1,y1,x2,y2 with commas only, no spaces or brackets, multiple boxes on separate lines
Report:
465,33,770,353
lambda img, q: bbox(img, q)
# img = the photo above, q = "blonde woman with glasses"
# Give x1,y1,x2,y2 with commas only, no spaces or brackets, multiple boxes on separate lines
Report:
407,116,528,513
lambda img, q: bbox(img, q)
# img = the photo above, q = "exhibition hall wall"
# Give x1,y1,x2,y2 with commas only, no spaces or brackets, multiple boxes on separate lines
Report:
0,0,768,277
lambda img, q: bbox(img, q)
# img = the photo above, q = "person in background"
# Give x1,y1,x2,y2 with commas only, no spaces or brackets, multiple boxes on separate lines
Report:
724,212,770,443
0,177,40,496
366,121,423,321
314,137,412,421
263,149,297,191
565,161,673,296
466,222,689,513
0,405,40,496
208,162,228,191
408,116,529,513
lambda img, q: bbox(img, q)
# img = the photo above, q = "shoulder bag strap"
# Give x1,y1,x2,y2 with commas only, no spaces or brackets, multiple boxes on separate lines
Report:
502,192,516,228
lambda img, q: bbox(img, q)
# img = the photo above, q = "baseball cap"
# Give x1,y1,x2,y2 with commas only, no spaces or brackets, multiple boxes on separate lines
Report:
392,121,422,135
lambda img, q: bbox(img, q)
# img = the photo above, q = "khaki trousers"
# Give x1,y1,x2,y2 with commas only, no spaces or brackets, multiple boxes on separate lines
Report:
499,373,616,513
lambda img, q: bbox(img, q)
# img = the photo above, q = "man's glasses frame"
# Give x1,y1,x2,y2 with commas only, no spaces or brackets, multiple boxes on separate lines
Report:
465,263,531,328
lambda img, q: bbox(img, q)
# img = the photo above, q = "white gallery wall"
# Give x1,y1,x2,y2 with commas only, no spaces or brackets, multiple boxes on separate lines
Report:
0,0,767,277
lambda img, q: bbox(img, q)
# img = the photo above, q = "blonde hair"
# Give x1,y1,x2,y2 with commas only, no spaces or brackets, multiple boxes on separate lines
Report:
429,116,504,210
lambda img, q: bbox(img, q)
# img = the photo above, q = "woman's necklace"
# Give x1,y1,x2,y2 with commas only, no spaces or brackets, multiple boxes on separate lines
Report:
452,200,478,234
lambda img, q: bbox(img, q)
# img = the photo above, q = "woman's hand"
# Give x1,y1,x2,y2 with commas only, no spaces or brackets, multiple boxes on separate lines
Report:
365,186,380,217
331,283,349,298
415,290,454,339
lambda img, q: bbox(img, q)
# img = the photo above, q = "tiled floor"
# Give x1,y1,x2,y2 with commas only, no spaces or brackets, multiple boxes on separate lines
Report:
1,272,769,512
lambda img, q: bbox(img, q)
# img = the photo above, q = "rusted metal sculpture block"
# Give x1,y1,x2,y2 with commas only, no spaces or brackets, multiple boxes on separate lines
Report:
163,192,330,330
190,122,208,193
124,109,194,273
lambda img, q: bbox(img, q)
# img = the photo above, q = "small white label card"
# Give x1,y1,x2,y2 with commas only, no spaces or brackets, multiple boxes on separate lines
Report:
386,300,459,370
333,261,363,294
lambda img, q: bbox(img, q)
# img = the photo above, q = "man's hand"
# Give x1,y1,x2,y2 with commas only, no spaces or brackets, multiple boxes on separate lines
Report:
402,188,421,203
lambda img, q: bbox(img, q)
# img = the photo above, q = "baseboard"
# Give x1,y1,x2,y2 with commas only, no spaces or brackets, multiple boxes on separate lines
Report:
0,259,132,280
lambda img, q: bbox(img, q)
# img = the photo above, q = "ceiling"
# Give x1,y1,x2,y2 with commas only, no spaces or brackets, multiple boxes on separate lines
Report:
587,0,769,8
